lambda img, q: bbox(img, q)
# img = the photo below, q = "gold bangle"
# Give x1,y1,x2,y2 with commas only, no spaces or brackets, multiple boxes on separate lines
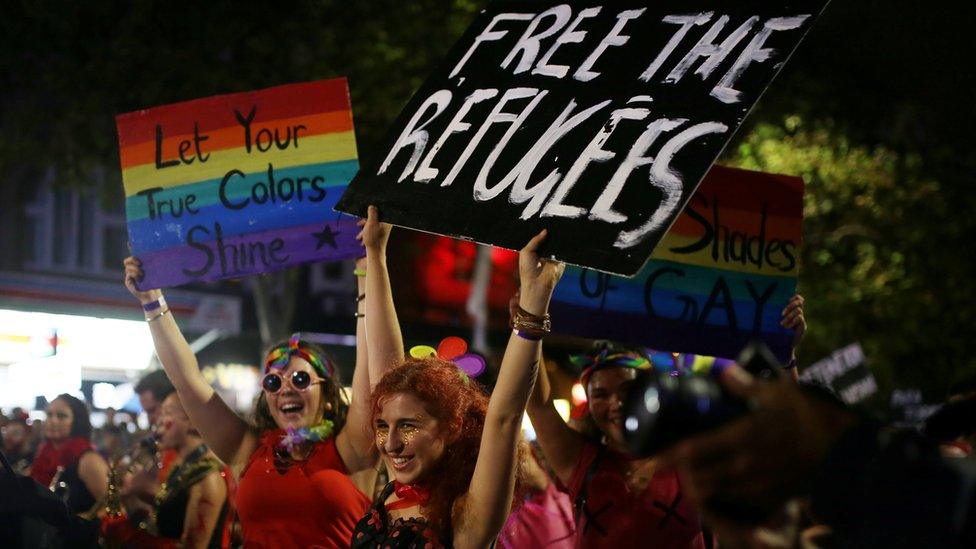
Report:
146,308,170,323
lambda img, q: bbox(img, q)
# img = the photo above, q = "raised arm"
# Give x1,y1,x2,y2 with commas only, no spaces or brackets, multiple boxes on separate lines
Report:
123,258,254,467
525,344,585,486
457,231,564,547
337,206,402,472
362,205,405,379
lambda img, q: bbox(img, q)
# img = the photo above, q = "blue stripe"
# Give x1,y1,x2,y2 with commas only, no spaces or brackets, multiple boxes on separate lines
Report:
127,181,351,251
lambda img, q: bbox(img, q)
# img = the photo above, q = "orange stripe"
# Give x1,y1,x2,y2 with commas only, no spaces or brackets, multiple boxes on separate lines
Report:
119,110,353,170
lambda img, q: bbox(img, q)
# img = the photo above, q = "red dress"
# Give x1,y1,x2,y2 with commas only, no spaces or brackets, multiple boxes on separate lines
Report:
236,431,370,548
568,442,705,549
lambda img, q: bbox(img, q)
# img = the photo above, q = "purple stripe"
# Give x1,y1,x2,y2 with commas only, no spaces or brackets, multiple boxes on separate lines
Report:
134,218,363,290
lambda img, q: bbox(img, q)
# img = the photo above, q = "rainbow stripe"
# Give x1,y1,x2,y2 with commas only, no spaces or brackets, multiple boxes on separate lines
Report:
116,79,360,289
551,166,803,362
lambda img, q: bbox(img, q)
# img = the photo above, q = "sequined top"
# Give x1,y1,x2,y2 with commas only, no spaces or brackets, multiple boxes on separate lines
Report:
351,481,451,549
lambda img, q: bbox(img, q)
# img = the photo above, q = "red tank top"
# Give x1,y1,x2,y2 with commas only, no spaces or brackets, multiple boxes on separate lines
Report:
568,442,705,549
236,431,370,548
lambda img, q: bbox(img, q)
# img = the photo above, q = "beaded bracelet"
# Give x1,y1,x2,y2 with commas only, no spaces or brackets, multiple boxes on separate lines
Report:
511,305,551,334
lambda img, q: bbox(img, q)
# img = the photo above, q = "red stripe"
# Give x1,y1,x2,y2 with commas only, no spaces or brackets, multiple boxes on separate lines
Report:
2,288,195,316
116,78,351,149
697,165,804,217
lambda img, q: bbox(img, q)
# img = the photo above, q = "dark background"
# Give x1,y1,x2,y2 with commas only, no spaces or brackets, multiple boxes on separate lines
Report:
2,0,974,403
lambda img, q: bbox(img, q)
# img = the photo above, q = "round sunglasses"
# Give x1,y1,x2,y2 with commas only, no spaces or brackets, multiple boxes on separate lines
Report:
261,370,325,394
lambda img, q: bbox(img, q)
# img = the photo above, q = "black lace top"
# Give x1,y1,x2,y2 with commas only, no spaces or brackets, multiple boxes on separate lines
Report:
351,482,451,549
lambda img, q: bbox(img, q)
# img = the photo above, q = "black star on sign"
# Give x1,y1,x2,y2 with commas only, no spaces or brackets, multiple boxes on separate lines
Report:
311,225,340,250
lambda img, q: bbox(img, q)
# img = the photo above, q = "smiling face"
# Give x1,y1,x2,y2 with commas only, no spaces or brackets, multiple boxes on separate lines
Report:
374,392,447,486
156,393,192,451
265,356,324,431
587,366,639,447
44,398,74,442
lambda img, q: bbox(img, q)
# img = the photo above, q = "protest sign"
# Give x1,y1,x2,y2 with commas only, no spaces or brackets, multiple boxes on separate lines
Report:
337,1,829,276
889,388,942,430
799,343,877,404
117,78,360,289
549,165,802,361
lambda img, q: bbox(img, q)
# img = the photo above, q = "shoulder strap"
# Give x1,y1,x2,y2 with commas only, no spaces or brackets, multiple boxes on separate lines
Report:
573,444,607,525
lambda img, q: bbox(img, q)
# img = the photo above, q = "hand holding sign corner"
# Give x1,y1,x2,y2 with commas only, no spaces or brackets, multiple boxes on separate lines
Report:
336,0,829,276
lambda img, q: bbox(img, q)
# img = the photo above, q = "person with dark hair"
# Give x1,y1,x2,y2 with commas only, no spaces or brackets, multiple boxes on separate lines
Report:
529,343,706,549
351,229,565,547
102,392,232,548
134,369,176,427
2,411,33,474
29,394,109,515
123,206,401,547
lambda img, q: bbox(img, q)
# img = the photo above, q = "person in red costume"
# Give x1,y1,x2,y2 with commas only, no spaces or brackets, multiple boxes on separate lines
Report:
526,296,807,549
30,394,109,516
351,228,565,548
123,206,402,548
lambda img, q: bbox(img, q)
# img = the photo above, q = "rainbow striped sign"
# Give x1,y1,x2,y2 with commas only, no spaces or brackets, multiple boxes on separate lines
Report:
116,79,360,290
550,166,803,362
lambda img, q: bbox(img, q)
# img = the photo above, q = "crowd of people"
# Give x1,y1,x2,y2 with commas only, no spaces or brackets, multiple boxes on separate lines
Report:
2,206,975,548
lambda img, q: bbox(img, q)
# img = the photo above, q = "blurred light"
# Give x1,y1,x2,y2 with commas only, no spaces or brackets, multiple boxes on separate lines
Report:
553,399,571,422
571,382,587,405
521,413,535,441
644,387,660,414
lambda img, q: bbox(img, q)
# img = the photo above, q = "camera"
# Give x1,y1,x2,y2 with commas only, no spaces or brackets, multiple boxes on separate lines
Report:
622,342,783,457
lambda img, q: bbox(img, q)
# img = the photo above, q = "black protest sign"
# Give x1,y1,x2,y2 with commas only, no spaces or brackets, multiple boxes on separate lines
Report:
337,1,829,275
799,343,877,404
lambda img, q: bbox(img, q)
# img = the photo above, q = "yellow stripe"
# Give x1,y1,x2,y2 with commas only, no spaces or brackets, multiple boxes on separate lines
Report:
651,233,799,276
121,131,358,196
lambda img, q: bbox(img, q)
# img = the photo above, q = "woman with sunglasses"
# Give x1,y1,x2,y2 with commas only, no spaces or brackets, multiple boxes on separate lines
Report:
351,230,565,547
123,206,403,547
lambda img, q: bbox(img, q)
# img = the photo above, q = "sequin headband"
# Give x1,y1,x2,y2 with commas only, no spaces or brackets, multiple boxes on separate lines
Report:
573,348,651,388
264,333,334,378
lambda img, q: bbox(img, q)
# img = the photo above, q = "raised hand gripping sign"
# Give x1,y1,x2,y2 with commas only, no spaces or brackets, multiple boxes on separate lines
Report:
336,1,828,276
549,165,803,362
117,78,361,290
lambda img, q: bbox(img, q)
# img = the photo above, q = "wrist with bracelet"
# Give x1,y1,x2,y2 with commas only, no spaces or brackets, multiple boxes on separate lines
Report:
511,304,551,341
142,295,170,322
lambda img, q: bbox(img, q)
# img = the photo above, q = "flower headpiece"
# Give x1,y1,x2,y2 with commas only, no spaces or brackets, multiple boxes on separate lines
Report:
573,348,651,388
264,333,334,378
409,336,487,378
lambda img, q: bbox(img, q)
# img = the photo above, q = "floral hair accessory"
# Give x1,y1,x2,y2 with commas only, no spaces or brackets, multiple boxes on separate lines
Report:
574,348,651,388
265,333,333,378
278,419,335,452
409,336,487,378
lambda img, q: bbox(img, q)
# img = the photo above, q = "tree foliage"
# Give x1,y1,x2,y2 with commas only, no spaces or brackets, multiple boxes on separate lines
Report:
724,117,974,398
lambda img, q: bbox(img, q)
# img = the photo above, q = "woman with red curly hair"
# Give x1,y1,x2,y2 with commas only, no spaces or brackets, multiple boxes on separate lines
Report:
351,230,565,548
